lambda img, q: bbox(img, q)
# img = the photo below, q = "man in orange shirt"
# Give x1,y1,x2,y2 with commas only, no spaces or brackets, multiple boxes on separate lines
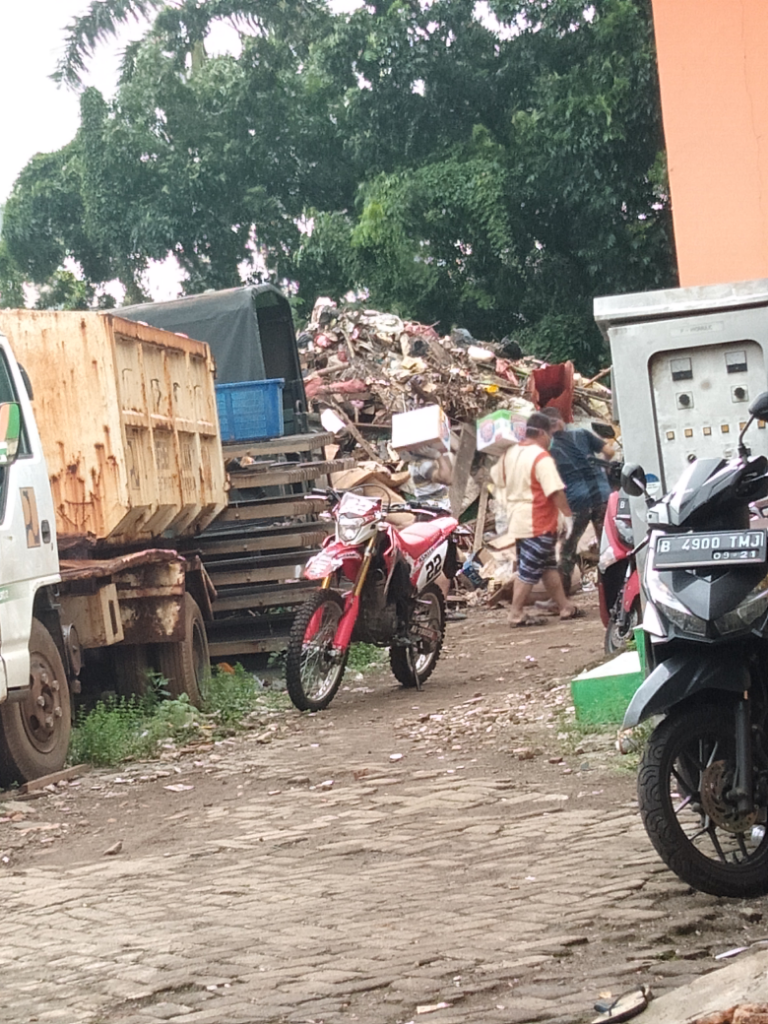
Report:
490,412,580,626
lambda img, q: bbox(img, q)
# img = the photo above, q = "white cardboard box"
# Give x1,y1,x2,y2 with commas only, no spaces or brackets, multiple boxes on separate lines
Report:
476,409,527,457
391,405,451,459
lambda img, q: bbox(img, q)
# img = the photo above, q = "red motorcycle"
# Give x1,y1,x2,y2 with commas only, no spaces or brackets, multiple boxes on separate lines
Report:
598,490,641,653
285,490,459,711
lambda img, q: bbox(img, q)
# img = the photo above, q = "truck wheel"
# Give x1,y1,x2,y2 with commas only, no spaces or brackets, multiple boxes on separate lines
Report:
0,619,71,786
154,595,209,708
113,644,152,699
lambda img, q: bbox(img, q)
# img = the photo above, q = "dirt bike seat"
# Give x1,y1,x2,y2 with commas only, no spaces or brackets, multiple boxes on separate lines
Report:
397,519,457,559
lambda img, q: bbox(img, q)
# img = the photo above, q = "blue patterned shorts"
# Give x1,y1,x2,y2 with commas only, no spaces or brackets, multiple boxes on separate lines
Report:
516,533,557,585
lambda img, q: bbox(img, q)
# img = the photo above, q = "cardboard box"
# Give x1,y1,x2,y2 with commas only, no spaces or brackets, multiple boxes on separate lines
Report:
476,409,527,456
391,405,451,459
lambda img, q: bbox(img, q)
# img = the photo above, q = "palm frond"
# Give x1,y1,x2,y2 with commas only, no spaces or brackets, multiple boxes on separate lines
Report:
53,0,165,88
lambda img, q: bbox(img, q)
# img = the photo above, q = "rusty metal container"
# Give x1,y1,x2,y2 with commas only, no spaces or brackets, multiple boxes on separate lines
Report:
0,310,227,549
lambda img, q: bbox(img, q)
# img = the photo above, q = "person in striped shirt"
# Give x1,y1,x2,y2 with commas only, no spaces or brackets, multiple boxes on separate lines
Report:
490,412,580,626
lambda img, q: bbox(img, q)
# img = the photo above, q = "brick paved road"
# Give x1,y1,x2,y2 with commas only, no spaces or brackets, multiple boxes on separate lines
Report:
1,616,764,1024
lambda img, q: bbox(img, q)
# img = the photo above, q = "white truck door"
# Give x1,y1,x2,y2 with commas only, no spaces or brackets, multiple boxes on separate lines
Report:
0,337,60,700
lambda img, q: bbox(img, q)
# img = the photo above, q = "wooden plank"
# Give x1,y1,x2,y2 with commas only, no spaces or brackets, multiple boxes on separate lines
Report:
329,402,382,462
473,479,489,549
228,457,355,489
212,582,317,612
19,764,88,794
222,432,335,457
210,636,288,656
207,563,309,586
196,527,330,558
449,423,477,517
214,498,327,523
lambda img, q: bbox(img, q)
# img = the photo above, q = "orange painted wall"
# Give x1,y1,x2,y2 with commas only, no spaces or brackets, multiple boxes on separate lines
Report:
651,0,768,286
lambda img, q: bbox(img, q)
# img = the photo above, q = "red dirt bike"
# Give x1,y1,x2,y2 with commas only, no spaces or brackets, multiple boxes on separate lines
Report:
285,490,460,711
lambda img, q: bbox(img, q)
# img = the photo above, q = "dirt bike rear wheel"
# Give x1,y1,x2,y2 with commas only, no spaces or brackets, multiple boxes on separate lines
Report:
390,584,445,689
285,590,348,711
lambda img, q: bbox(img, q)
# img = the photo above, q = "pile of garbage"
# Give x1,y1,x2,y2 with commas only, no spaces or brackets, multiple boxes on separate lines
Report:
299,300,612,428
299,300,618,600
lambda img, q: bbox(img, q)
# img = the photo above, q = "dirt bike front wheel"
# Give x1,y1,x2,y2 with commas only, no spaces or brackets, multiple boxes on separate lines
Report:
390,584,445,689
285,590,348,711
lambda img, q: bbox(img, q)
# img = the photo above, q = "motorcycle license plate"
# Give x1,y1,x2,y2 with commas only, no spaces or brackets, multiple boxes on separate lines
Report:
654,530,767,569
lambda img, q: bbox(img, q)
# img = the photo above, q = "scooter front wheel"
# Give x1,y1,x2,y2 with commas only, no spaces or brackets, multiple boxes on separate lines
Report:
638,704,768,897
285,590,349,711
604,598,641,654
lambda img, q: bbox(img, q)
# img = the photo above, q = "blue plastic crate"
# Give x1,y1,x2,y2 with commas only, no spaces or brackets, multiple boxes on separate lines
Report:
215,378,285,442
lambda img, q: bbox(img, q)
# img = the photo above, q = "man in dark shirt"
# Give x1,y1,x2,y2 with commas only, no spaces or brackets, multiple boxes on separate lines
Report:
541,407,612,594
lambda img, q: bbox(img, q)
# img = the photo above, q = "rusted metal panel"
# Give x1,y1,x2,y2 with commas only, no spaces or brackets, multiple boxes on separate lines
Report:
0,310,227,548
58,552,188,644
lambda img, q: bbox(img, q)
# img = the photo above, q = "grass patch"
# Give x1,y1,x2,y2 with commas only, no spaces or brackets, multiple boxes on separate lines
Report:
68,692,200,767
201,663,289,727
69,664,290,769
347,643,385,672
557,713,617,755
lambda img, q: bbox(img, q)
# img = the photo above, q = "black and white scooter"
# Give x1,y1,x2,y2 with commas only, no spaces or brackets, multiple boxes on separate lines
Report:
623,391,768,896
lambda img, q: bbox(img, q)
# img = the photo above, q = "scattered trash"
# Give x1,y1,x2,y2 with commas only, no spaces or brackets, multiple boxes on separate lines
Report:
592,985,650,1023
103,840,123,856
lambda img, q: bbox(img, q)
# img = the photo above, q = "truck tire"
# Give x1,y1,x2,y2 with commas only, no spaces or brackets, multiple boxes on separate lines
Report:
0,619,71,786
112,644,152,699
154,595,209,708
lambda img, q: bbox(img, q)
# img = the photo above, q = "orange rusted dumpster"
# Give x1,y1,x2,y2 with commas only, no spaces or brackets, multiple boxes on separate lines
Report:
0,310,227,549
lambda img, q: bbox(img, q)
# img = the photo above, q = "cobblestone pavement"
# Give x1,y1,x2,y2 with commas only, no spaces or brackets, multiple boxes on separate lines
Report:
2,612,766,1024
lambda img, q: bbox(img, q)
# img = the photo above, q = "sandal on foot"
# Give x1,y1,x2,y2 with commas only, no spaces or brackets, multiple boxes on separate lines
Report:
560,606,586,621
510,616,546,628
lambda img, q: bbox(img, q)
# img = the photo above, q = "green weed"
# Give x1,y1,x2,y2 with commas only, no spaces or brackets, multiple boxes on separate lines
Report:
68,692,201,767
347,643,384,671
68,664,293,770
201,663,289,726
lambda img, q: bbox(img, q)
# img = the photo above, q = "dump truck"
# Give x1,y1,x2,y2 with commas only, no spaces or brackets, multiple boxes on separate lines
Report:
0,306,350,786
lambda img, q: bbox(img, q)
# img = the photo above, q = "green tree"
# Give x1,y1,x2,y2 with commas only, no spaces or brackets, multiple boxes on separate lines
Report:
2,0,675,373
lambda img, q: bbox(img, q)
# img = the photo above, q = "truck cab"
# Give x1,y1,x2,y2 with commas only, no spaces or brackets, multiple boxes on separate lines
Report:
0,331,70,784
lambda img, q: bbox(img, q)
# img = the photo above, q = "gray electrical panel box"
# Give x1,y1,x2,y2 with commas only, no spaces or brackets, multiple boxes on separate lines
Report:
596,279,768,485
595,278,768,542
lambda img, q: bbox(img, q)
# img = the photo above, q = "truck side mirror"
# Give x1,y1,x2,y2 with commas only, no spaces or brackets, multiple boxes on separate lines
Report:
748,391,768,422
0,402,21,466
621,462,647,498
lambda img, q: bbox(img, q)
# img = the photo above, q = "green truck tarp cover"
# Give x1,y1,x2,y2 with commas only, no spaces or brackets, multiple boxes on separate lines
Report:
120,285,306,433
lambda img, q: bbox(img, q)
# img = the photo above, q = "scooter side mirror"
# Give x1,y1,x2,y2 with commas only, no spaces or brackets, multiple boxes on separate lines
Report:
748,391,768,422
621,463,647,498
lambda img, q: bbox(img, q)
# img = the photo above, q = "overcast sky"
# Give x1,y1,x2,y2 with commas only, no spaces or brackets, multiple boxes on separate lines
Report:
0,1,147,202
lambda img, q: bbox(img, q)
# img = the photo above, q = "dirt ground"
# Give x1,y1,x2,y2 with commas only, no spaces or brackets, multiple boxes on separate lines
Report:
3,588,768,1024
2,589,620,871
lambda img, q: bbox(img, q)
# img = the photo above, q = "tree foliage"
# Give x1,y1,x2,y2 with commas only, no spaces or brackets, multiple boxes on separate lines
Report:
1,0,676,371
